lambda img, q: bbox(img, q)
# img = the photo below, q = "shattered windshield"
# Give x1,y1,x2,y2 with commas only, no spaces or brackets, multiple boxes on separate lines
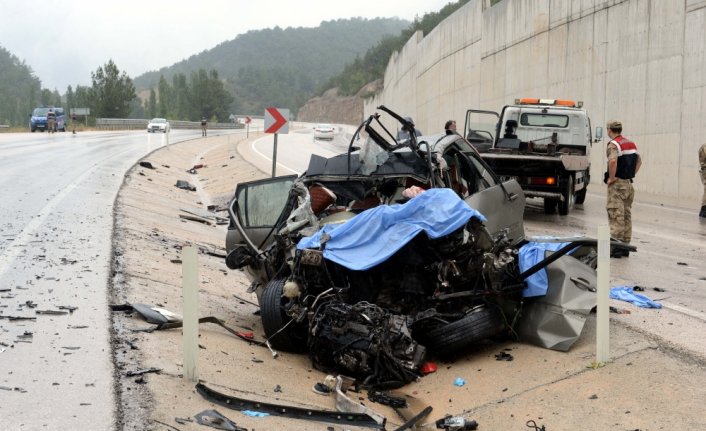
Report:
359,134,390,175
353,109,411,174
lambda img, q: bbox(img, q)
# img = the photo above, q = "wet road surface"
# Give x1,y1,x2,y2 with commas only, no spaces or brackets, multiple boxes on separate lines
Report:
0,129,237,430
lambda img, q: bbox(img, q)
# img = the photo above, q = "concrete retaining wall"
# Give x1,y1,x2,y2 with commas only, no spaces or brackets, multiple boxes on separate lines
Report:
365,0,706,201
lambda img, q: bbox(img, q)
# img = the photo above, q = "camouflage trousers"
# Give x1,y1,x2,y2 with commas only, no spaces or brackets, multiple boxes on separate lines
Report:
701,168,706,206
607,179,635,243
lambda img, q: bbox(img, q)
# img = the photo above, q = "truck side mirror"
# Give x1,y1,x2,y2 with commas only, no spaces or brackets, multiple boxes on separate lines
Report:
594,126,603,142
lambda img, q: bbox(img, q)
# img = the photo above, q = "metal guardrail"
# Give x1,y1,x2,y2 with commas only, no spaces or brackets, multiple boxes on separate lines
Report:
95,118,245,131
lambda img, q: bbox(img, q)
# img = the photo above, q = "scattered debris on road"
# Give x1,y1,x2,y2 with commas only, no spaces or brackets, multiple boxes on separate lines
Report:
175,180,196,191
125,367,162,377
196,381,384,429
194,409,247,431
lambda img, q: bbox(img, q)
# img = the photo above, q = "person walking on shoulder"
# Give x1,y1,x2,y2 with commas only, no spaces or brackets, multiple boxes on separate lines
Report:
201,117,207,137
605,120,641,258
699,144,706,218
47,108,56,133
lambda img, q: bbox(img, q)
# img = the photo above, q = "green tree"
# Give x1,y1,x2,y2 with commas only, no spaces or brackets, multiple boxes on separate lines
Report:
172,73,189,119
91,59,136,118
146,88,157,118
157,75,171,117
65,85,75,112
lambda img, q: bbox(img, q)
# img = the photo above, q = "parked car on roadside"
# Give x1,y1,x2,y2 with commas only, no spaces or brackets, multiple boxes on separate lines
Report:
313,123,335,140
225,106,618,389
30,107,66,132
147,118,170,133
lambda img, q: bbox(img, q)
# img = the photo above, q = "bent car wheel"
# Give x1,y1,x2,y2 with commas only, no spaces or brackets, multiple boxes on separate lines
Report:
261,277,308,353
420,306,505,356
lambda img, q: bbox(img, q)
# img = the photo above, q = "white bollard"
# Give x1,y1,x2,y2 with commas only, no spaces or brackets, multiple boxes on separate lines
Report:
182,246,199,381
596,225,610,363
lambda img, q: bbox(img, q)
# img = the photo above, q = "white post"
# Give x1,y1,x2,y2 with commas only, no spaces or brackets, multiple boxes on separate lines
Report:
182,246,199,381
596,225,610,363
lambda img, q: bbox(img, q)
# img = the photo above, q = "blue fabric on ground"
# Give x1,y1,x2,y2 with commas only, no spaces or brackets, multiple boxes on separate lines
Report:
241,410,270,417
610,286,662,309
518,241,571,297
297,188,486,271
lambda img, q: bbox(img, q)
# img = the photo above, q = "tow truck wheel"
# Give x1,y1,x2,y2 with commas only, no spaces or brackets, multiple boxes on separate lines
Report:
558,176,574,215
575,187,587,205
261,277,308,353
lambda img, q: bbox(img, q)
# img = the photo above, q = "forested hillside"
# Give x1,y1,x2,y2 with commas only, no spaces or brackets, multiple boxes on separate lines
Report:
0,46,41,126
133,18,407,115
321,0,471,97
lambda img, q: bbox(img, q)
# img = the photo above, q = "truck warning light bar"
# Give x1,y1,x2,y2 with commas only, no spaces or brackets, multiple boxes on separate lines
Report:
515,98,583,108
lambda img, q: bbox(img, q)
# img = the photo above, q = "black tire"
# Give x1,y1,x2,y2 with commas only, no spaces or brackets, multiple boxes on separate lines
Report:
543,198,557,214
558,176,574,216
575,187,587,205
418,306,505,356
260,277,308,352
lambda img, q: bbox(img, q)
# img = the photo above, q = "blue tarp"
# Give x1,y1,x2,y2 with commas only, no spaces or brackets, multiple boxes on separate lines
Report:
610,286,662,309
518,241,572,297
297,188,486,271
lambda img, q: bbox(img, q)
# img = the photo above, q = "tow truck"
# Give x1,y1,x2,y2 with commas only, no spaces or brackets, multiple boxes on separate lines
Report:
464,98,600,215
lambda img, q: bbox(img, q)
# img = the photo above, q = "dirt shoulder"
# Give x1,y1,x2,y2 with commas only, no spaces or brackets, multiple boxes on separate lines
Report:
110,134,706,431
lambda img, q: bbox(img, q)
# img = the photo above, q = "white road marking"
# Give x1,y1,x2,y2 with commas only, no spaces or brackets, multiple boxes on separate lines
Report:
250,136,301,176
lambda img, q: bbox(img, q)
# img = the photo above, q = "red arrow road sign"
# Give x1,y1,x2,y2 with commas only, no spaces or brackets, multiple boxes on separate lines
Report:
245,116,251,124
264,107,289,134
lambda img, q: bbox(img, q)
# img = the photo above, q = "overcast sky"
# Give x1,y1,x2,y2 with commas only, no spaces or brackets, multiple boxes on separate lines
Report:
0,0,451,91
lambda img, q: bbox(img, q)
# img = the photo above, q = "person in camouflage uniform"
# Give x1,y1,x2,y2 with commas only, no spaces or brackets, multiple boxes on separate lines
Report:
605,120,641,258
699,144,706,218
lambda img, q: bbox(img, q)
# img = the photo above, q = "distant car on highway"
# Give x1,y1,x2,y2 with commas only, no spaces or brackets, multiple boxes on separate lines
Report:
313,123,335,140
30,107,66,132
147,118,170,133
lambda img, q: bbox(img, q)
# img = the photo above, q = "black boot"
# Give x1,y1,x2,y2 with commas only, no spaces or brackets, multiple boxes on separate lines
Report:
700,205,706,218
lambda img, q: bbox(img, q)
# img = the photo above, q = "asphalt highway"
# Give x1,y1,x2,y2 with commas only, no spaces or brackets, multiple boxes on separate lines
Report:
0,128,237,430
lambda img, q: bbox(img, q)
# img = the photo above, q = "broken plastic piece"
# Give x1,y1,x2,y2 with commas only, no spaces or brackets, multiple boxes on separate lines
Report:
334,376,387,428
436,415,478,430
453,377,466,387
139,161,155,169
420,362,437,375
194,409,247,431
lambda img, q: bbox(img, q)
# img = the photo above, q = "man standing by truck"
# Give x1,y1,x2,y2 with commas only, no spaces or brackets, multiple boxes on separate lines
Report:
605,120,641,257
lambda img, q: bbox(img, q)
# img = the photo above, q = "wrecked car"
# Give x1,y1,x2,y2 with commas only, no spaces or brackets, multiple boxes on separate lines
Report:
225,106,609,388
